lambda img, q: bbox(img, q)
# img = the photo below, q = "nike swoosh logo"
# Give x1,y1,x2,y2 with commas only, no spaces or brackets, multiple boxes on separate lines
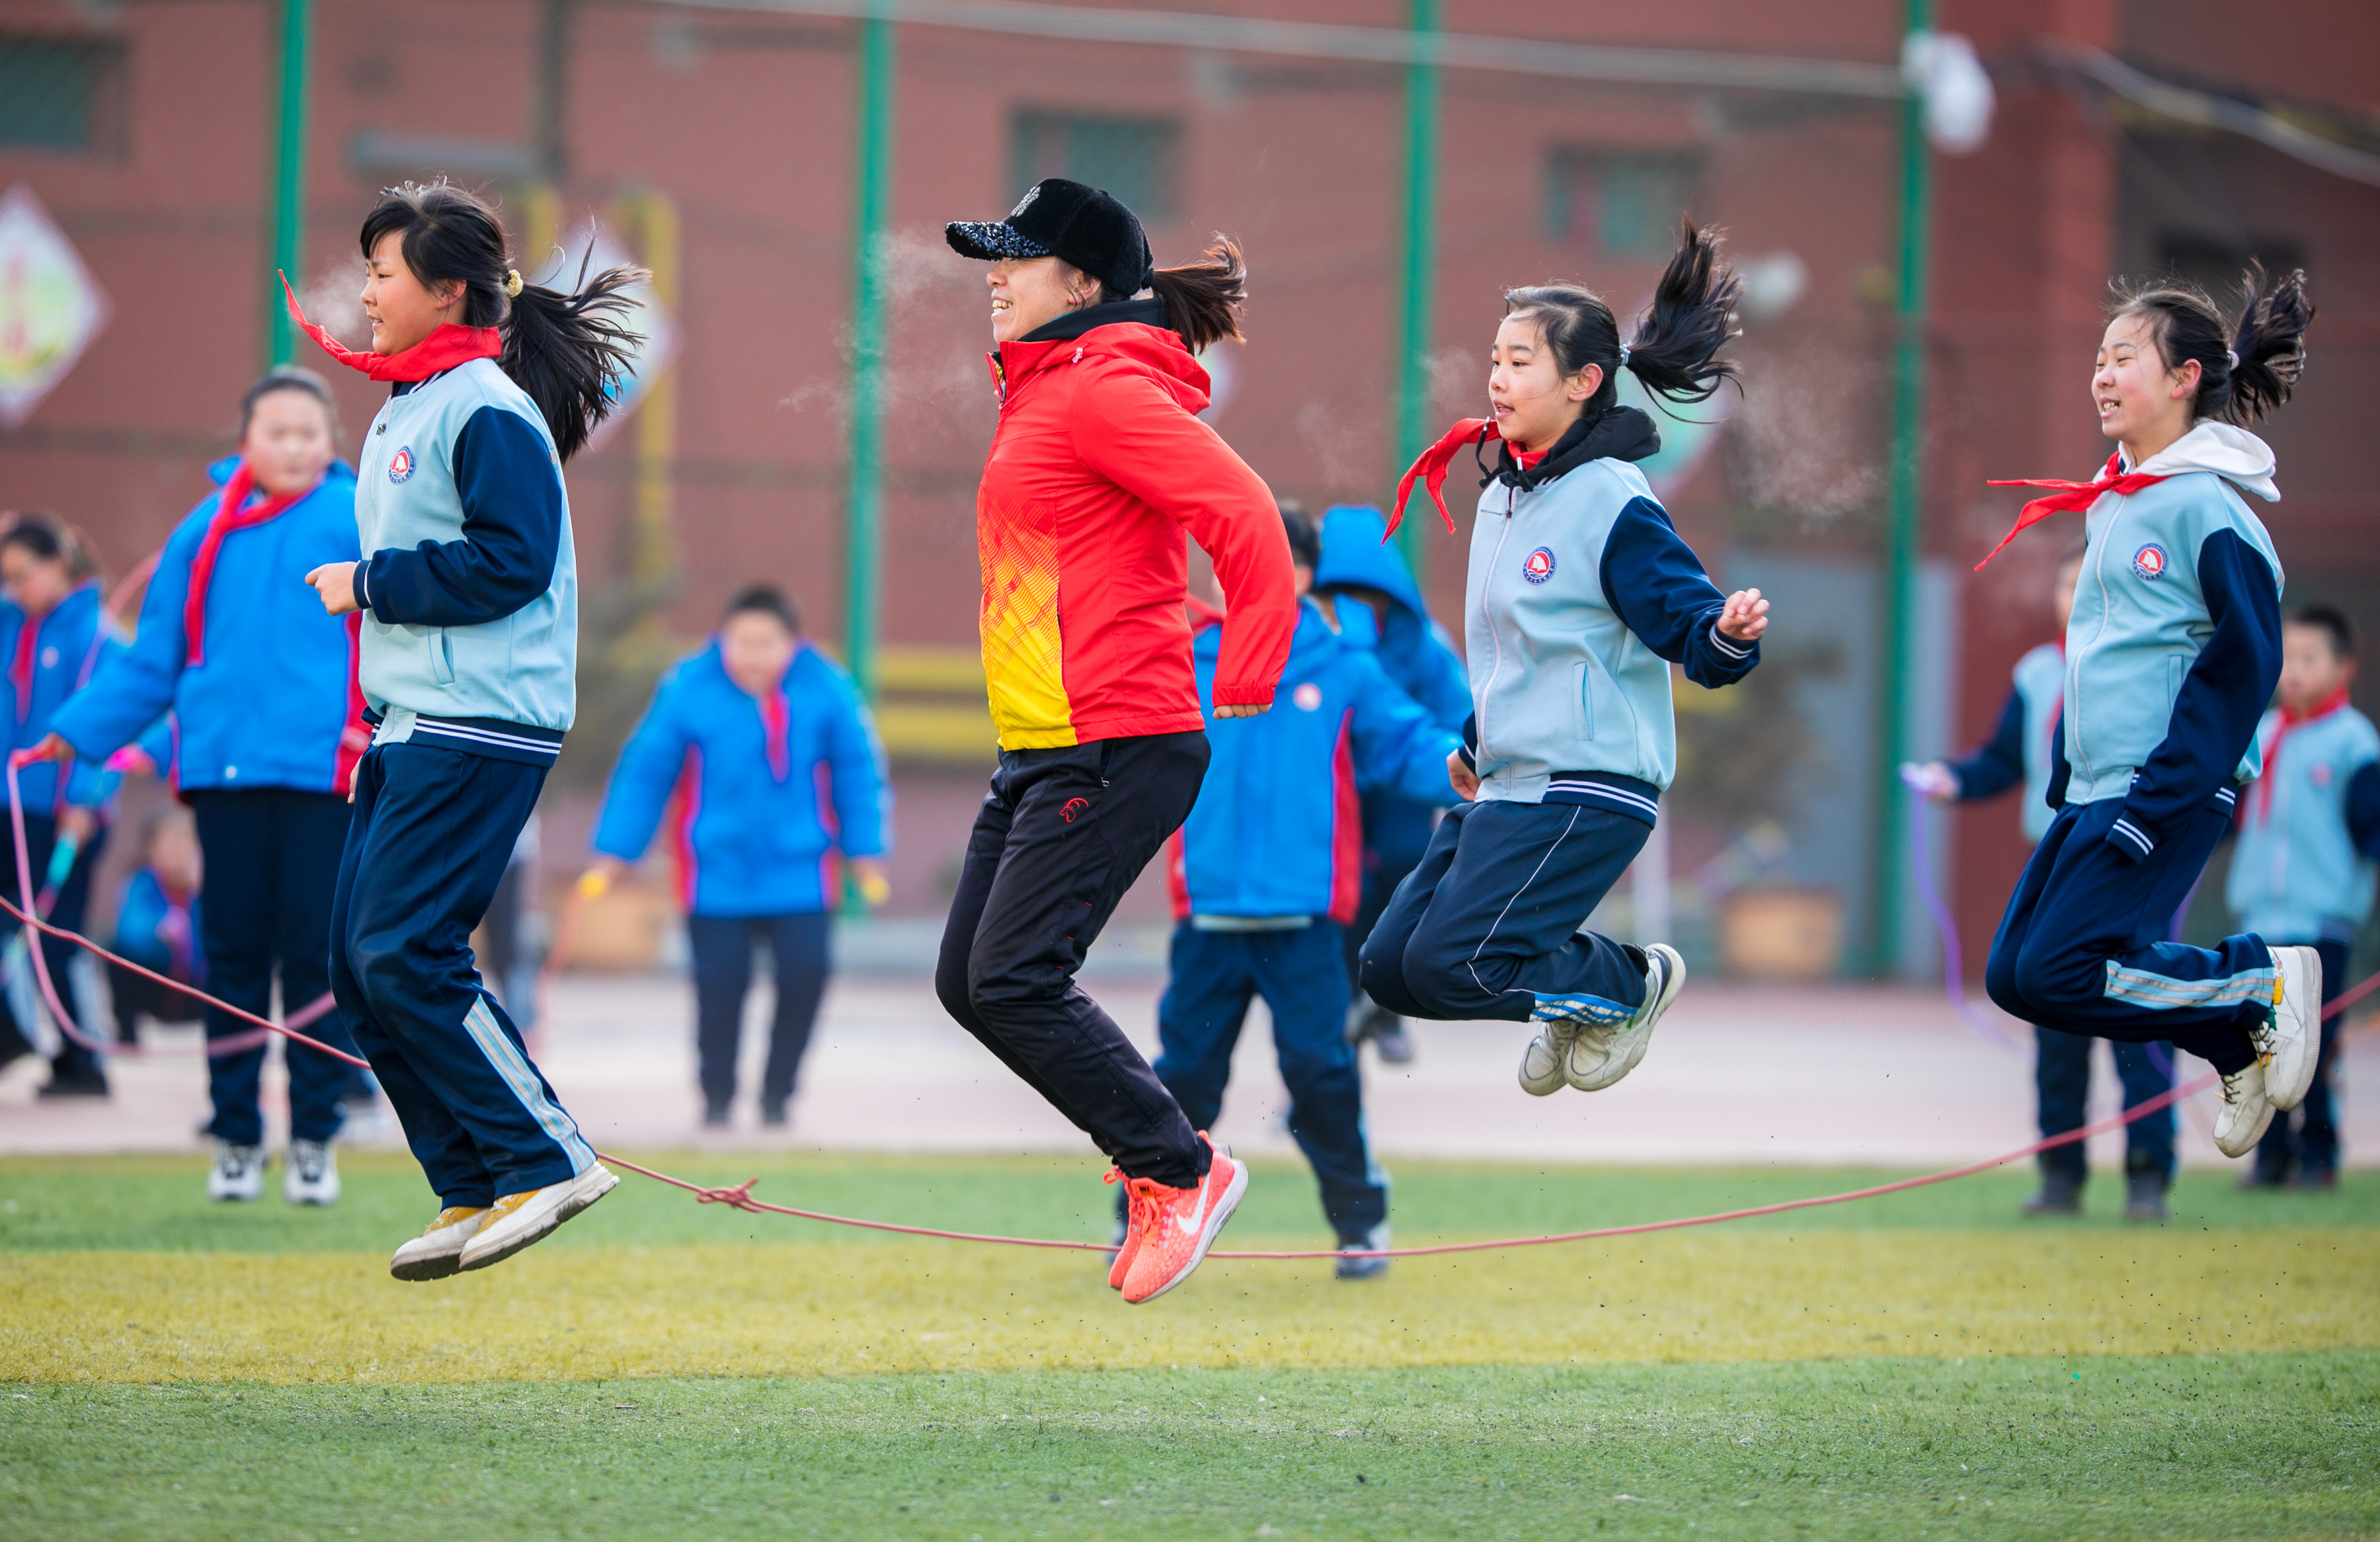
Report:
1175,1173,1216,1235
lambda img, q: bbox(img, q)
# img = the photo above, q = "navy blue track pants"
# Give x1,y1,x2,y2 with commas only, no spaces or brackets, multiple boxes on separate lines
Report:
1985,795,2270,1076
687,911,830,1109
1360,798,1649,1027
1153,920,1387,1241
331,743,592,1207
2034,1026,2174,1184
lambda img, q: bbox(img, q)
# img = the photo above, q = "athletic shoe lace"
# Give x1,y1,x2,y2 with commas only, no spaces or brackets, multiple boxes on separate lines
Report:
2219,1067,2256,1106
1103,1168,1156,1244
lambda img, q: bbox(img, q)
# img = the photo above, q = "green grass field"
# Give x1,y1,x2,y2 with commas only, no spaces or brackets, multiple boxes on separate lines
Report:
5,1153,2377,1539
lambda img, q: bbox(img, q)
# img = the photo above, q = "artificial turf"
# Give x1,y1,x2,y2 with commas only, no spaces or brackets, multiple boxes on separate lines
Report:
5,1354,2377,1540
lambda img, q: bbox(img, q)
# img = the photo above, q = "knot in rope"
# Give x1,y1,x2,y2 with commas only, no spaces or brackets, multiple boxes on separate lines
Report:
695,1178,764,1211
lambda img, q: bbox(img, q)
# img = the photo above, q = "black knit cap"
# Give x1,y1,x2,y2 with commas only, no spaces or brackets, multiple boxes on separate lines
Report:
945,178,1155,298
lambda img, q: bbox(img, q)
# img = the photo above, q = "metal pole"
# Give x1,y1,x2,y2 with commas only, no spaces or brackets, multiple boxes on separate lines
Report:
1392,0,1440,579
1872,0,1932,977
264,0,312,366
845,3,895,700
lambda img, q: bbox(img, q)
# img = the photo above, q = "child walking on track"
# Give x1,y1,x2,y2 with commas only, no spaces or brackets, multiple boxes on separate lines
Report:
1361,222,1768,1098
36,366,367,1205
2225,604,2377,1188
588,584,891,1129
1981,266,2320,1160
292,181,643,1279
941,179,1296,1304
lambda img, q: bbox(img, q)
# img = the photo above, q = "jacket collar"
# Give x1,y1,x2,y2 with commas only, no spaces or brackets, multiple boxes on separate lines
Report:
1020,296,1168,343
990,301,1209,409
1488,405,1661,492
2122,419,2280,503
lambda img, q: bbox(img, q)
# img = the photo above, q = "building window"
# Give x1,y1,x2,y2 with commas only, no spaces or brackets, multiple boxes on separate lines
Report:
1012,112,1179,222
1544,149,1700,259
0,34,128,153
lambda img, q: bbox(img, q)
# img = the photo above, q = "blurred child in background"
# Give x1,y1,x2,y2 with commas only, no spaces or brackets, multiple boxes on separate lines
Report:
2225,603,2378,1190
1311,504,1470,1065
590,585,890,1128
108,803,206,1045
1148,506,1458,1279
1911,546,2176,1221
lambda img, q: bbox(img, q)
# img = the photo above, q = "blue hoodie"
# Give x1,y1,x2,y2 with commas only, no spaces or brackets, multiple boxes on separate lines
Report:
1312,505,1471,731
50,458,363,796
592,641,891,917
1171,601,1459,923
112,867,204,984
0,581,116,813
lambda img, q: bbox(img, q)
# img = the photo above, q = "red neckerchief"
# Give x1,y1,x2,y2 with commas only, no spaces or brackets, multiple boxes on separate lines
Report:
280,273,501,383
1977,453,2170,570
1513,444,1550,472
1387,418,1500,539
185,460,307,668
2250,684,2352,823
9,583,93,726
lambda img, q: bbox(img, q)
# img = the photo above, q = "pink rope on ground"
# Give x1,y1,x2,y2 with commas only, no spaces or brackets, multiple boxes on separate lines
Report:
9,756,2370,1263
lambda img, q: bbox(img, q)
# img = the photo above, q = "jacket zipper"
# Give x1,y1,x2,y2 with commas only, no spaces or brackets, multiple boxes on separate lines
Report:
1475,483,1519,759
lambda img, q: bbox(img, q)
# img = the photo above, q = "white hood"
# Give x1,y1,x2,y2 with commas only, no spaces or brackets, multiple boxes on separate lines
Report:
2127,420,2280,503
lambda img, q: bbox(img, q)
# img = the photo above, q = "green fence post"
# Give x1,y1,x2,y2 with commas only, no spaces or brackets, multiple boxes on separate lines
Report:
845,3,896,702
1392,0,1441,581
1873,0,1934,977
264,0,312,366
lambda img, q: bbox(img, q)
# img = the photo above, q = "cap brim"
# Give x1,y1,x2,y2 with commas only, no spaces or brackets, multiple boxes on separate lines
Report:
945,221,1050,262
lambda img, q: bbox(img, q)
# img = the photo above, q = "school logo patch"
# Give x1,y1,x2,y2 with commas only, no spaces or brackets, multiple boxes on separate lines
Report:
2131,543,2166,580
1523,546,1556,584
387,446,416,483
1292,682,1324,711
1059,797,1090,825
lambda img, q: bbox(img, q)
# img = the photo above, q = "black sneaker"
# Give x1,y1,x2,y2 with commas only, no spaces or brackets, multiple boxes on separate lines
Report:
36,1070,110,1099
701,1101,731,1129
2122,1172,2169,1223
1335,1223,1392,1280
2022,1172,2083,1217
760,1100,789,1128
1347,997,1415,1065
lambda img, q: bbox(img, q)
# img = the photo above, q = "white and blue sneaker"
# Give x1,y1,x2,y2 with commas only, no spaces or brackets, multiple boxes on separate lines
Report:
1336,1223,1392,1281
2255,946,2323,1113
283,1139,340,1206
1567,944,1685,1092
206,1141,266,1203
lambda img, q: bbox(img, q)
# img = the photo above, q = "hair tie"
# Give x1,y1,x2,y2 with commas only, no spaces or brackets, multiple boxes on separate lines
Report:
1616,343,1632,368
504,268,524,299
2223,348,2239,368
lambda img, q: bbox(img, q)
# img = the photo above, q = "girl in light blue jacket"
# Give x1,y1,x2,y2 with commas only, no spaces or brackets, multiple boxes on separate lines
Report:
1361,222,1769,1102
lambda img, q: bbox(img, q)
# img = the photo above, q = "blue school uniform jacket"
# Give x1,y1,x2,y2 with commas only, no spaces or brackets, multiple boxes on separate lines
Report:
2059,422,2284,863
591,641,891,917
1171,601,1459,924
111,867,203,983
50,459,362,795
2224,700,2380,944
1458,408,1757,824
0,583,114,813
1948,642,2065,844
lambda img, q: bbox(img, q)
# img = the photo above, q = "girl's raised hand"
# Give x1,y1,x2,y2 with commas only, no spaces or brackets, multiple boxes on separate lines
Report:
1718,587,1769,643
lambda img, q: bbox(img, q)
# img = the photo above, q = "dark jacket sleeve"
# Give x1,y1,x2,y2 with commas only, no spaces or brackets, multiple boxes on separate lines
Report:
1598,498,1759,688
357,407,562,628
2045,709,2071,816
1946,685,2027,802
2348,761,2380,862
2106,528,2282,864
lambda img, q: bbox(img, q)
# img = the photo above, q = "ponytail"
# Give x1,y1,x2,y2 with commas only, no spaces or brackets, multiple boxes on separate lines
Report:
1099,232,1247,353
358,181,646,462
2112,263,2312,426
1502,218,1741,419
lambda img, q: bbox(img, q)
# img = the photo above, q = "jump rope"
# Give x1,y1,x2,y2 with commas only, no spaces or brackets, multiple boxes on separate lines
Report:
9,758,2371,1262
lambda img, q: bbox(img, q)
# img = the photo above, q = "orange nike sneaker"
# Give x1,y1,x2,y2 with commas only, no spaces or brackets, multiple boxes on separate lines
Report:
1119,1138,1248,1305
1103,1166,1155,1291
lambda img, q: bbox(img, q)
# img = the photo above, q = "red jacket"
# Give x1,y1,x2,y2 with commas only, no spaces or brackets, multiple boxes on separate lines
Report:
976,305,1295,749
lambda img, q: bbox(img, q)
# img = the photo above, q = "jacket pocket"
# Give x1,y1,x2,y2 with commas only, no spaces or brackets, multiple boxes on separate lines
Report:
1570,661,1593,743
430,627,456,686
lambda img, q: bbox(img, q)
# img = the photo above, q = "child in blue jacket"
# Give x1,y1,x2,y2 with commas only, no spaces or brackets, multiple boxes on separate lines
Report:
1154,506,1456,1276
2227,603,2379,1188
590,585,891,1127
1912,546,2177,1221
106,803,206,1044
1982,266,2320,1161
1312,503,1470,1065
0,514,120,1100
41,367,367,1204
1361,223,1768,1102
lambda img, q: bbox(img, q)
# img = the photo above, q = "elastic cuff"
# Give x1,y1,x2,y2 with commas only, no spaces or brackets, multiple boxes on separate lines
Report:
1457,743,1476,772
2106,816,2157,864
1209,682,1273,708
1708,622,1753,661
352,560,372,614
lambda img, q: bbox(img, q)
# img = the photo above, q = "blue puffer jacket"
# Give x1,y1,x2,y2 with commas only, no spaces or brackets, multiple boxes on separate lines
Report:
50,458,364,795
0,582,115,812
1171,601,1458,923
1312,505,1472,731
592,641,891,917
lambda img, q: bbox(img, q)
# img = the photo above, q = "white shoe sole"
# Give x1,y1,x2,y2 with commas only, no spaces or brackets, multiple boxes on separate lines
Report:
1570,944,1685,1092
1131,1158,1249,1305
284,1180,340,1207
390,1213,491,1283
2215,1096,2277,1159
2263,946,2322,1113
456,1164,619,1274
1517,1027,1571,1096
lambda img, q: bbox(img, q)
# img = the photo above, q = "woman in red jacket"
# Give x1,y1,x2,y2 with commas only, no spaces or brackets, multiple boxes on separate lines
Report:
941,179,1296,1304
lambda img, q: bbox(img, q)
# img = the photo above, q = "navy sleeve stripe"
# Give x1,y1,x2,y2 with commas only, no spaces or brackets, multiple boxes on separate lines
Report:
362,405,563,628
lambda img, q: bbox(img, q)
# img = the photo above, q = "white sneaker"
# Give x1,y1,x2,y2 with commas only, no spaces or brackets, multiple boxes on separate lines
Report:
456,1162,620,1274
1517,1019,1577,1096
1568,944,1685,1092
2212,1059,2276,1158
206,1141,266,1202
282,1139,340,1205
389,1205,493,1282
2254,946,2323,1112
